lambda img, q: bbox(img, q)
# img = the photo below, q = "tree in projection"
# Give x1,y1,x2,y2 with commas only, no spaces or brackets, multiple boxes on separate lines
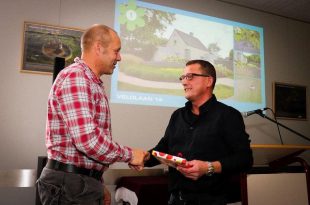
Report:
118,0,176,60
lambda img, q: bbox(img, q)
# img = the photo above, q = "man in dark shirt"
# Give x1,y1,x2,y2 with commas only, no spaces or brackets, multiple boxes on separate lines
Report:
145,60,253,205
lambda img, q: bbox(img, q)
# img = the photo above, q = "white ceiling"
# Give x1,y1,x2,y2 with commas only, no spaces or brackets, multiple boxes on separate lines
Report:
217,0,310,24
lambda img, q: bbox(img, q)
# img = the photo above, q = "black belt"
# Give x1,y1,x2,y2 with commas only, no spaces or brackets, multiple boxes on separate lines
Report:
46,159,103,181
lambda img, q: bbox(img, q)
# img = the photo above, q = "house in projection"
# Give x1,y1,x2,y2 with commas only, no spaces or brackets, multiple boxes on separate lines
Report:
152,29,217,65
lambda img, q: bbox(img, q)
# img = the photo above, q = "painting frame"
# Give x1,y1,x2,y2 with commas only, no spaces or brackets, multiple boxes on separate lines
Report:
273,82,307,120
21,21,84,74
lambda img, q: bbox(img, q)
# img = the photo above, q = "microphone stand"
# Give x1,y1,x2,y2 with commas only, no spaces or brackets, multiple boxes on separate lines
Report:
256,111,310,142
255,111,310,203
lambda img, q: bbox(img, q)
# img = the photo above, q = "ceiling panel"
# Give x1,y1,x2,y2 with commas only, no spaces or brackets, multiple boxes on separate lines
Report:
217,0,310,24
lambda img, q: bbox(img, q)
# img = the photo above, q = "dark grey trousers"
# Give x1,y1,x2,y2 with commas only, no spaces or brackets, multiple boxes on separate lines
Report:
37,167,103,205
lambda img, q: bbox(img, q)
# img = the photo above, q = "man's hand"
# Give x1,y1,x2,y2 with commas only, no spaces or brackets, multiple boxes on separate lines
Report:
103,185,111,205
128,149,150,171
176,160,221,180
128,163,143,171
143,151,150,162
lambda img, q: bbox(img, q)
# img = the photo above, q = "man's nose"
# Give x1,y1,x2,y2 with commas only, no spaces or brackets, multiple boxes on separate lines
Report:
117,53,121,61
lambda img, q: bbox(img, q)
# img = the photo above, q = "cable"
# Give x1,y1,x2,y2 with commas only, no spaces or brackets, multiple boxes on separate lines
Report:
265,107,284,145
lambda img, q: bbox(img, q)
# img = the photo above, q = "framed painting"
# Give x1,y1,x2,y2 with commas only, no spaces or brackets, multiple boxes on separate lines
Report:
21,22,84,74
273,82,307,120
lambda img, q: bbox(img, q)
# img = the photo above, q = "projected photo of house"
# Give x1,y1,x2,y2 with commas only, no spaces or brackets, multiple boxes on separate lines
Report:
111,0,265,111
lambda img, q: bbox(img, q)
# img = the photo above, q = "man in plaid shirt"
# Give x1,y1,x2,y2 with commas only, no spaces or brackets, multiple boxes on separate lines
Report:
37,24,148,205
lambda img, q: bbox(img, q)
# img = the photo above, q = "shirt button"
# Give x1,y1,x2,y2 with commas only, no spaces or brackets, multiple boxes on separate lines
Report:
189,127,194,130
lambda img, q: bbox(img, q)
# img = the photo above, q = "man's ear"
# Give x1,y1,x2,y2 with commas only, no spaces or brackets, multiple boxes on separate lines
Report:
206,77,214,88
94,41,104,55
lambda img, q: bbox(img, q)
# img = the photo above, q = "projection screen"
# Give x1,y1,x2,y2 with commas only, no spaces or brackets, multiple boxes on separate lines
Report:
111,0,265,112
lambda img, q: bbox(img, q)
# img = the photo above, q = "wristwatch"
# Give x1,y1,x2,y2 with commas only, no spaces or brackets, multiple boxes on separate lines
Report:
206,161,215,176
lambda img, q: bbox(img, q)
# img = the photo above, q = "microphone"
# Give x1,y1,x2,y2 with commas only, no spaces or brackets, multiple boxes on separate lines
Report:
242,108,267,117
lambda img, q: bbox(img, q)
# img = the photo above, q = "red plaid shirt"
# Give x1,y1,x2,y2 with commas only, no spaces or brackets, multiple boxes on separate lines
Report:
46,57,132,171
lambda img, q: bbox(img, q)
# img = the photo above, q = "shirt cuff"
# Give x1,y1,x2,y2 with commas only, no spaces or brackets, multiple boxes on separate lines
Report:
121,146,133,163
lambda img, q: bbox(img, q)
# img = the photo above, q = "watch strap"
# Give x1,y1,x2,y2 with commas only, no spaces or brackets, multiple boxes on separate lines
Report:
206,161,215,176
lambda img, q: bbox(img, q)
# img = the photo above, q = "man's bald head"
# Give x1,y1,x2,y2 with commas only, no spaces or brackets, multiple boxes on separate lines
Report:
81,24,117,52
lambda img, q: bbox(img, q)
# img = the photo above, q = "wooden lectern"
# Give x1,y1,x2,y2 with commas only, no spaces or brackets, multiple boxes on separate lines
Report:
239,144,310,205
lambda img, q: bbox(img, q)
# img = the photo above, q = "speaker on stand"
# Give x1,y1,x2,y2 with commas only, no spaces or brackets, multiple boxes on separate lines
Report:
53,57,65,83
36,57,65,205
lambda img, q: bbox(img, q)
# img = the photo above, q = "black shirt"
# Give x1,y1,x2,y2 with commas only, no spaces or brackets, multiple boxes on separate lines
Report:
145,95,253,196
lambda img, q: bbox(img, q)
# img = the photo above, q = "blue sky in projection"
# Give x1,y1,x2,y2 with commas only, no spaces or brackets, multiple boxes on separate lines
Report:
111,0,265,112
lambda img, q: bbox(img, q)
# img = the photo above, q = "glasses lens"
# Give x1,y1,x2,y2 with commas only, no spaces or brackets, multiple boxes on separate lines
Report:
187,73,193,80
179,73,194,81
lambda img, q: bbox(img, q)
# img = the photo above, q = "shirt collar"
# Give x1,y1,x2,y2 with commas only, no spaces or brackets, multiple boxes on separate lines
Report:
74,57,103,85
185,94,217,114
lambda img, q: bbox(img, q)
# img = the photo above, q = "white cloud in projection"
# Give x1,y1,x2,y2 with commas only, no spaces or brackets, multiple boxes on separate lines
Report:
111,0,265,112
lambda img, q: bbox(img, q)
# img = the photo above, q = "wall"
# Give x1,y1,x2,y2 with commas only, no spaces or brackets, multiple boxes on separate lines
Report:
0,0,309,204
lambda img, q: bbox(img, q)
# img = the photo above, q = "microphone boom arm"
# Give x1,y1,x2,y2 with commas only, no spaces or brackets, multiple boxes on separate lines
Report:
256,112,310,142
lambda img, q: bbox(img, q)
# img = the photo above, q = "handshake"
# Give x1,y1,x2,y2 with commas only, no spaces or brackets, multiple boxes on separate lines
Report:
128,148,150,171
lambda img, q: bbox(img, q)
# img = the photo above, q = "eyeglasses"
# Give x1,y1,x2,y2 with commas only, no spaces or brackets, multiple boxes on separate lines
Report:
179,73,210,81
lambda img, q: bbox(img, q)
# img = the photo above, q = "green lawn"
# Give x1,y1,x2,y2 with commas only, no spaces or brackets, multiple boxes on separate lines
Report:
118,81,234,100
